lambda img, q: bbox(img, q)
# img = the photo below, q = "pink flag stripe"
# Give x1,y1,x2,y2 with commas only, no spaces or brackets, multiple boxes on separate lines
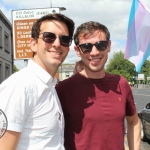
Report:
124,0,150,73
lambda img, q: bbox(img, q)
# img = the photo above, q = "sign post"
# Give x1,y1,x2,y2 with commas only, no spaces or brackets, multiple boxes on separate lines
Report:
12,8,60,60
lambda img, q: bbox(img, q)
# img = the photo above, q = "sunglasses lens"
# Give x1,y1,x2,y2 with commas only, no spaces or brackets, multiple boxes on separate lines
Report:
43,32,56,43
60,36,72,47
79,43,93,53
96,41,108,51
41,32,72,47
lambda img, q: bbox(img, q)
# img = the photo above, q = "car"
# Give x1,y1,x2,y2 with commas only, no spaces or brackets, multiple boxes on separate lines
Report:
138,103,150,142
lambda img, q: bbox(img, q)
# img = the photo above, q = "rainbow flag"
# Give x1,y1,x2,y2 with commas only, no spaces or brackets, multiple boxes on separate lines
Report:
124,0,150,73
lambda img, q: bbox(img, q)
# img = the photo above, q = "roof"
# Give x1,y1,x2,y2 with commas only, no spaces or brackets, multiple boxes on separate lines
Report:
0,10,12,30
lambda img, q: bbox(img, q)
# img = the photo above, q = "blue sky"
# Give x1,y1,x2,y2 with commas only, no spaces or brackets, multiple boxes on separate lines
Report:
1,0,150,69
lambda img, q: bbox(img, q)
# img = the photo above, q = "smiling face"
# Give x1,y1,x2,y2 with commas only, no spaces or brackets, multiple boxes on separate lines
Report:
30,20,70,76
74,30,111,78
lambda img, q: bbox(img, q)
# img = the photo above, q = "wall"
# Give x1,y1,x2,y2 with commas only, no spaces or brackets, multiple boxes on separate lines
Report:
0,10,13,84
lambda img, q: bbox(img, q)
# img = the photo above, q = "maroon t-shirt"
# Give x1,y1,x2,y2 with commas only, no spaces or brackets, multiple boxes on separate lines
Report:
56,73,136,150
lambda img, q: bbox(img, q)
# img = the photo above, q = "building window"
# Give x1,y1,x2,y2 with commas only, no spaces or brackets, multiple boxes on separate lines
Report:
4,32,9,52
0,26,2,48
65,71,70,78
5,64,10,79
0,61,2,83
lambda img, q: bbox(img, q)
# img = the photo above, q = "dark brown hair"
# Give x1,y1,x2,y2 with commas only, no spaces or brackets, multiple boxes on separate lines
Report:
73,60,84,74
74,21,110,45
32,13,75,40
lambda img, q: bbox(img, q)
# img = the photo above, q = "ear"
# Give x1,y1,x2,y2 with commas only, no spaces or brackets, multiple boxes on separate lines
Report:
74,45,81,57
107,40,111,53
30,38,37,53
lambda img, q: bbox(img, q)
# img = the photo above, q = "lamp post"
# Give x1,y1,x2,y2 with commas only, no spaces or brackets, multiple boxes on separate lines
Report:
50,0,52,7
136,73,138,88
50,0,66,12
59,7,66,11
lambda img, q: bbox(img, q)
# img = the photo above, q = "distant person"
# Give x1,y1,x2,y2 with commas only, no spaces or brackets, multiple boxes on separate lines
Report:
73,60,84,74
0,13,74,150
56,21,140,150
132,81,135,87
128,81,132,87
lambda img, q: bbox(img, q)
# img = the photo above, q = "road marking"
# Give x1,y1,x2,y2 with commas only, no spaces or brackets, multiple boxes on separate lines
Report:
133,93,150,97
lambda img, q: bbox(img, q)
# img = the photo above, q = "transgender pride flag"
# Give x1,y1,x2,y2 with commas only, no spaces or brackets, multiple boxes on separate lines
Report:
124,0,150,73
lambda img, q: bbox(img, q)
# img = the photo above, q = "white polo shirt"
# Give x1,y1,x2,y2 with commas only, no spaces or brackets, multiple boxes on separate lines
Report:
0,60,64,150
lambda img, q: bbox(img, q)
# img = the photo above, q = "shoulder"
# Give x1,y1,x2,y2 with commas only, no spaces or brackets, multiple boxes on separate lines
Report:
0,67,37,113
56,73,82,91
0,67,36,96
105,73,130,90
58,73,80,85
106,72,128,83
0,69,34,112
0,68,25,87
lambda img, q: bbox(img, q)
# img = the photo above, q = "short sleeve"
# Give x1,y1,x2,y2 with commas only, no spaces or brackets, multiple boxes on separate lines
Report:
0,75,33,132
125,81,136,116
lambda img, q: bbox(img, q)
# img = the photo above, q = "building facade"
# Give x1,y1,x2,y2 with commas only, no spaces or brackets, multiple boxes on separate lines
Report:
58,64,75,81
0,10,13,84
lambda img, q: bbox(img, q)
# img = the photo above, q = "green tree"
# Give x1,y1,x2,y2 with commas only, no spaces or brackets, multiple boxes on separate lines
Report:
140,60,150,83
106,51,150,83
106,51,135,81
14,65,19,72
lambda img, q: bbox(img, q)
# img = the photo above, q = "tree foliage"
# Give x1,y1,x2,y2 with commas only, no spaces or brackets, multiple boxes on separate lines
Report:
14,65,19,72
105,51,150,82
106,51,135,81
140,60,150,83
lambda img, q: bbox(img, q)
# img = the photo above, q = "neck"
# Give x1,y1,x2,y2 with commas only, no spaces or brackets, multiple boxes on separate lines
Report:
33,58,58,78
80,69,106,79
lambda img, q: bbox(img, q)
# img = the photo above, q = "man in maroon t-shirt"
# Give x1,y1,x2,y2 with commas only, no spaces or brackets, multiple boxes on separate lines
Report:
56,21,140,150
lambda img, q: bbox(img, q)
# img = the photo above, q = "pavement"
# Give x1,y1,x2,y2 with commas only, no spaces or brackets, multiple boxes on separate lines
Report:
124,135,129,150
132,84,150,89
124,134,150,150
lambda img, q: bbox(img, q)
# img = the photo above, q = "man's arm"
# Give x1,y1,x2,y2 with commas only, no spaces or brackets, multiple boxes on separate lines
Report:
0,130,21,150
126,113,141,150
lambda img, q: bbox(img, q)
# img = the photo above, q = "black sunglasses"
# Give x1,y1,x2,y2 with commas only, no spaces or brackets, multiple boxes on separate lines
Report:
78,41,109,54
39,32,72,47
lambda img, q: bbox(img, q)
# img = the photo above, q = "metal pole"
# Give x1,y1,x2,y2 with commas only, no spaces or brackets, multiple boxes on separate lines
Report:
24,60,28,67
50,0,52,7
136,72,138,88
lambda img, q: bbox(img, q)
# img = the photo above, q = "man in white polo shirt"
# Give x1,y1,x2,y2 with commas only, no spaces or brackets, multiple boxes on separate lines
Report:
0,13,74,150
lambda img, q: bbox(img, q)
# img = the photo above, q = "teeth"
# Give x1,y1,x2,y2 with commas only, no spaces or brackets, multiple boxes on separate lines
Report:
51,51,61,54
91,59,99,62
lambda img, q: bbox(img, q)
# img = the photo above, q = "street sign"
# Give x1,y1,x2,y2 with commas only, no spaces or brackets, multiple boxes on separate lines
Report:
12,8,60,60
147,77,150,80
138,74,144,80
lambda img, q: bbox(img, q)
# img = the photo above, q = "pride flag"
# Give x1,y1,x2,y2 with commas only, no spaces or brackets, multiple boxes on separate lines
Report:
124,0,150,73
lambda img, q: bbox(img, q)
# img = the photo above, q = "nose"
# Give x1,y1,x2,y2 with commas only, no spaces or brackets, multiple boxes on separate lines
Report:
90,45,99,55
52,37,61,47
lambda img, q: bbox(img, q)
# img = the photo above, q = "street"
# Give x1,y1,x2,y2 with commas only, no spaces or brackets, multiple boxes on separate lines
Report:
124,88,150,149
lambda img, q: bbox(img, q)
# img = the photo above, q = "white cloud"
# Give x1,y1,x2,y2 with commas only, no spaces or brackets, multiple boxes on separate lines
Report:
1,0,150,69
